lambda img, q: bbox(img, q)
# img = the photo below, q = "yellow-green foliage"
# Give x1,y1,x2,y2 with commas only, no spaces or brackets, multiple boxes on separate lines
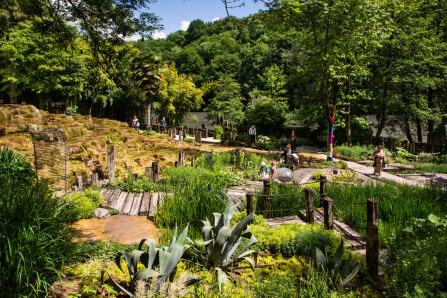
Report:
62,260,135,297
251,223,341,255
60,188,104,222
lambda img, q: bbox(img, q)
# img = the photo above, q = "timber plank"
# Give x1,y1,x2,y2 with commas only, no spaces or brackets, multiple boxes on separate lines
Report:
232,196,245,211
100,188,108,196
114,191,128,212
107,189,121,209
102,189,115,205
148,193,159,220
139,192,151,216
130,193,143,216
121,193,134,215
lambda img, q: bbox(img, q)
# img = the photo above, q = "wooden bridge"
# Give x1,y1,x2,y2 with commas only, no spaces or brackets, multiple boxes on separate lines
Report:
99,188,245,220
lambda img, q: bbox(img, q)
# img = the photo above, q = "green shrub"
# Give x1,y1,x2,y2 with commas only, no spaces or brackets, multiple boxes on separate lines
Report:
413,162,447,174
61,187,104,222
183,137,194,143
384,214,447,296
214,125,223,140
0,146,35,186
0,148,76,296
335,145,375,162
110,175,156,193
251,223,340,256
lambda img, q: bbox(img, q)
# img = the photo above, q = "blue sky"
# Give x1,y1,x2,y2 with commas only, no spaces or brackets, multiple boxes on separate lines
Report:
147,0,266,39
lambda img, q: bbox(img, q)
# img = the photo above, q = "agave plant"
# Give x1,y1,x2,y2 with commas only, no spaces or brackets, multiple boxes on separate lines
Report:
299,239,359,289
107,225,198,297
188,199,258,287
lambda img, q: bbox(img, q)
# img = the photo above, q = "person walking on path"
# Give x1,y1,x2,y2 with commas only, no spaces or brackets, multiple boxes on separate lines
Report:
249,125,256,147
161,117,167,134
290,130,297,151
281,144,294,170
132,116,139,131
372,145,386,175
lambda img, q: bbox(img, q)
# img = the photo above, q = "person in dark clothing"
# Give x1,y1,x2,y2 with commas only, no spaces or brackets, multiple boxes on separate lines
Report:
281,144,293,170
290,130,297,151
161,117,167,134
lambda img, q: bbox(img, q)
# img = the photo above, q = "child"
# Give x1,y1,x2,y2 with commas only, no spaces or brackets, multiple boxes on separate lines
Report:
270,160,277,179
260,161,269,180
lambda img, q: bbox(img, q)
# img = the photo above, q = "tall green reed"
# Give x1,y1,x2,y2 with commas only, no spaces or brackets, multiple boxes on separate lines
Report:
326,182,447,241
0,148,76,296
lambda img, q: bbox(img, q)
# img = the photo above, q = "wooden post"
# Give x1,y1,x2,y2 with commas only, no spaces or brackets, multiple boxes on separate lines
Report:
305,188,314,223
76,176,83,191
195,130,202,143
183,129,186,140
107,146,115,181
91,173,99,185
191,156,196,167
323,197,333,230
367,199,379,281
263,179,271,218
133,173,138,180
145,167,152,180
246,193,254,224
128,166,132,178
319,174,327,207
152,162,159,182
178,127,183,141
178,152,185,166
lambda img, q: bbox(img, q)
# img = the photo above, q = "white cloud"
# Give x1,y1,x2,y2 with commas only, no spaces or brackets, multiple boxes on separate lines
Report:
124,34,141,42
212,17,221,22
152,30,167,39
180,20,190,31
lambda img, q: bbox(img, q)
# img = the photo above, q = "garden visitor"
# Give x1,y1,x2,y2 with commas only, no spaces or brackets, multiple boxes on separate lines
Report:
135,120,140,131
248,125,256,147
270,160,277,179
260,162,270,180
281,144,294,170
372,145,386,175
161,117,167,134
290,130,297,151
132,116,138,131
280,134,287,149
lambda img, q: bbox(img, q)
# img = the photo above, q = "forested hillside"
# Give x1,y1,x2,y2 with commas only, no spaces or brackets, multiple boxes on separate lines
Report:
1,0,446,146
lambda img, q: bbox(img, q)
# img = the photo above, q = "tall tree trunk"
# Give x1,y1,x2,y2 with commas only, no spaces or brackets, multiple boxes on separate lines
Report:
416,118,423,142
427,87,434,143
376,80,389,138
9,61,17,104
404,119,413,143
146,101,151,131
345,73,352,147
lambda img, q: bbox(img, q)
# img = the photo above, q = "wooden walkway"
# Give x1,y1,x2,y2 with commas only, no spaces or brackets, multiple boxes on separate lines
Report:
99,188,246,219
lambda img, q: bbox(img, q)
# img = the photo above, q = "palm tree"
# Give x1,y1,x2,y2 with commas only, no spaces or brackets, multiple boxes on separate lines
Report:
131,51,162,130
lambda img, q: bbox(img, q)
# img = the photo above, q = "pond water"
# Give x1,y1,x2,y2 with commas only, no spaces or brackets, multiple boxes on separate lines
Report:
73,215,158,244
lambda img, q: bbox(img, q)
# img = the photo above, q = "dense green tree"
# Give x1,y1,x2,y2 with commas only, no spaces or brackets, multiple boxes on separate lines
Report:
205,75,244,125
154,63,203,126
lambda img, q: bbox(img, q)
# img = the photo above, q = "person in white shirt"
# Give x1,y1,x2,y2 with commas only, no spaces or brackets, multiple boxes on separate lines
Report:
248,125,256,147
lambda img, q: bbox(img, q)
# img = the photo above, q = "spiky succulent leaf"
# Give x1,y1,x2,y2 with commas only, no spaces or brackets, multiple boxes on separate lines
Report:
212,226,232,266
332,239,344,273
315,247,327,269
146,239,158,268
158,224,189,284
130,250,145,273
107,271,134,297
134,268,156,281
342,263,359,287
115,251,134,279
168,225,178,251
215,267,229,291
220,212,254,262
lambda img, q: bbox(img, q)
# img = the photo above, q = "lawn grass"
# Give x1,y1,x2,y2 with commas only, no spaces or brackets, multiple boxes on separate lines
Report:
413,162,447,174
